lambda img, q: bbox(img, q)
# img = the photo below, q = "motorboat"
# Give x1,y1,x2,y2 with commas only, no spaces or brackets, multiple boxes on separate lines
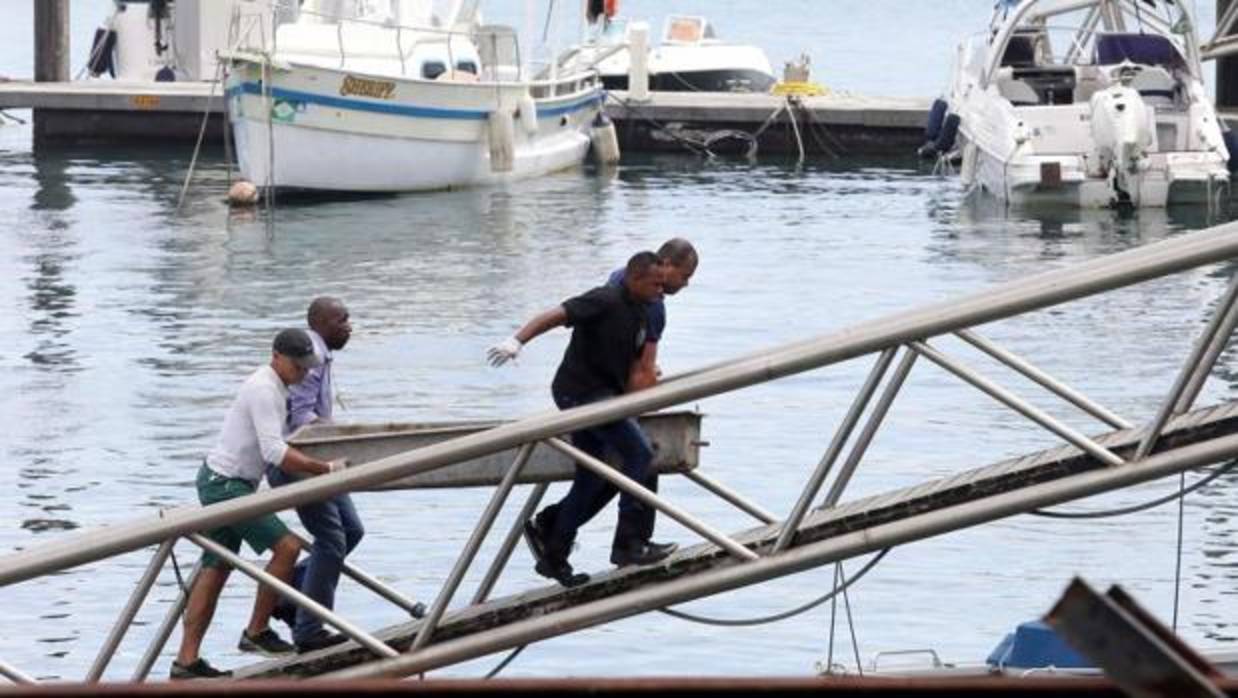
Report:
585,14,776,93
926,0,1232,208
84,0,262,83
222,0,606,193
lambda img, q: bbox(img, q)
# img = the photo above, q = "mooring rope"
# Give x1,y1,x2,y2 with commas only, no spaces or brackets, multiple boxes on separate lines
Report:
1030,460,1238,519
484,644,527,679
174,60,224,216
657,548,890,627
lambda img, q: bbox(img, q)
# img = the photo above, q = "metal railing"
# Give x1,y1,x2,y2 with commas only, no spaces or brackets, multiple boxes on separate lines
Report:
3,224,1238,681
233,3,586,87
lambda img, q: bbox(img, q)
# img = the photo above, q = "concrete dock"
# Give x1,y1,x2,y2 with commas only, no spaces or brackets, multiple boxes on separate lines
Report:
0,79,929,156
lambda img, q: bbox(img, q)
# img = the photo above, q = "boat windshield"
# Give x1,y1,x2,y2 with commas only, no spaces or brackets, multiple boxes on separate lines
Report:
662,16,716,44
995,24,1187,69
296,0,461,29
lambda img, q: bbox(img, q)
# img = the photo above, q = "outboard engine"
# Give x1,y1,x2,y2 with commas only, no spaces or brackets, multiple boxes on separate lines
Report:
1089,78,1153,198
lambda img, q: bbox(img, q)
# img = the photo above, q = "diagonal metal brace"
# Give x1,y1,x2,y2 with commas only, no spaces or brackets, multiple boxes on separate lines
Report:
1045,577,1225,698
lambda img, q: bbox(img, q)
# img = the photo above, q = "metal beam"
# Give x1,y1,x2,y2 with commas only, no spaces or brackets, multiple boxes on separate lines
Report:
1175,290,1238,417
186,534,398,659
0,658,34,685
3,225,1238,586
546,438,758,562
1137,274,1238,459
1046,579,1225,697
288,530,426,619
912,342,1125,467
822,349,919,508
86,540,174,682
471,483,548,606
683,471,777,525
956,329,1131,430
132,561,200,682
411,444,534,652
774,348,896,552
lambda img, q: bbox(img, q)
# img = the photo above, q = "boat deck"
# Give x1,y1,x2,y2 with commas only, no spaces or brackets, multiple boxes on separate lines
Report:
233,399,1238,679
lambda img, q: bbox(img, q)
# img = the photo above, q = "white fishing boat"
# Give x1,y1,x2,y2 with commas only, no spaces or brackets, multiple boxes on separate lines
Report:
223,0,608,193
584,13,775,93
926,0,1233,208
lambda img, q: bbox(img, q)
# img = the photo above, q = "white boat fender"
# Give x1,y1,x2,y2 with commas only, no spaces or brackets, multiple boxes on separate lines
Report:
590,114,621,165
488,110,516,173
517,95,539,135
227,180,259,207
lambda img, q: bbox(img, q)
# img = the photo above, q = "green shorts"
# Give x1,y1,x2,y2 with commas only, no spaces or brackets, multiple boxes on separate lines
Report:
196,463,289,569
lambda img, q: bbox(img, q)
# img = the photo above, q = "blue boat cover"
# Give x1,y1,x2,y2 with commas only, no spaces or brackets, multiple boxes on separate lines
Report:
1094,33,1186,71
985,620,1090,669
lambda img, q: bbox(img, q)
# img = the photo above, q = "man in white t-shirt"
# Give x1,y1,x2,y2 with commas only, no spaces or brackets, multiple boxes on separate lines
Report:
171,328,345,680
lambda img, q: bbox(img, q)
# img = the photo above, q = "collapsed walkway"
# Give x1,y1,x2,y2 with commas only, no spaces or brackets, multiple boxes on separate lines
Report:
238,400,1238,678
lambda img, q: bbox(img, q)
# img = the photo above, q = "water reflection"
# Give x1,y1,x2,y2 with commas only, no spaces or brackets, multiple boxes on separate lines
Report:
24,151,79,371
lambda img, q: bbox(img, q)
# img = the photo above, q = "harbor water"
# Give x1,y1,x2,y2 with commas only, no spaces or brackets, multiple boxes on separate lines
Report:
2,0,1238,682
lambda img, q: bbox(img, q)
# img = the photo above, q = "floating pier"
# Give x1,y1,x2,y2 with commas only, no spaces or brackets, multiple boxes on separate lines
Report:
0,79,927,155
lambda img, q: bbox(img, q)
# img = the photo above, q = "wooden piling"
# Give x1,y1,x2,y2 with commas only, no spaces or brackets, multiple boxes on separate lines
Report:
33,0,70,142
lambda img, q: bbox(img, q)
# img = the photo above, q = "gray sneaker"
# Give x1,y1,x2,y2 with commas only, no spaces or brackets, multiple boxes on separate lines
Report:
170,657,231,680
237,628,295,656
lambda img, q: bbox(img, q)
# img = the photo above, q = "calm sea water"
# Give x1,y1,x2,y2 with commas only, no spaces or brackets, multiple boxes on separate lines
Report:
2,0,1238,683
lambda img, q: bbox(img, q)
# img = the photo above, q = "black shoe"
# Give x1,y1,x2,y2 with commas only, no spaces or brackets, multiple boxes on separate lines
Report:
522,520,548,564
611,541,678,567
534,558,590,588
296,629,349,653
237,628,295,656
170,658,231,680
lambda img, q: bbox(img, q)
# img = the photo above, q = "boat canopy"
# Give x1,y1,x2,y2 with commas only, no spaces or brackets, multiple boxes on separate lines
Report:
982,0,1200,85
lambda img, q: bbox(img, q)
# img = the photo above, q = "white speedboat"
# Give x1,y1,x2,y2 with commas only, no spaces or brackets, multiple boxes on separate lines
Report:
223,0,605,193
587,15,775,93
86,0,265,83
929,0,1232,208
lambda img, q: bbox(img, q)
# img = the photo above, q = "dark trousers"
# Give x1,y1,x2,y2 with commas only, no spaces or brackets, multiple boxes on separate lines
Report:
538,391,658,560
268,465,365,643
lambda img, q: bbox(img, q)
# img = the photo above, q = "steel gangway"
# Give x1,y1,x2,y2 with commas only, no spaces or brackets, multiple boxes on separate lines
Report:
5,225,1238,684
1205,0,1238,62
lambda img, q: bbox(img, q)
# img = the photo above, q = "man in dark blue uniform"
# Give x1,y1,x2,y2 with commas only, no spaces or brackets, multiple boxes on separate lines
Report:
488,251,674,587
532,238,698,558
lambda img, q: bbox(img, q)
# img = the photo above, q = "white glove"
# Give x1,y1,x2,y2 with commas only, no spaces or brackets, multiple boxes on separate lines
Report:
327,458,349,474
487,336,523,367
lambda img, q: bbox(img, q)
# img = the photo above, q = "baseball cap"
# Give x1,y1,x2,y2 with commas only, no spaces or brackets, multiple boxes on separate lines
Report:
272,328,323,369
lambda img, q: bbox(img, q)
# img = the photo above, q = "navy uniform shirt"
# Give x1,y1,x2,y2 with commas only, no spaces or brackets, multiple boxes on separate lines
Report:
608,267,665,342
551,284,649,400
